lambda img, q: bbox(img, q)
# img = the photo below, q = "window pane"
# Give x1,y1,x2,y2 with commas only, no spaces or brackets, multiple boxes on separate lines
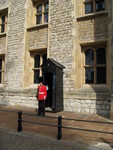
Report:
0,59,2,70
85,49,94,65
85,68,94,84
97,67,106,84
0,72,1,83
34,54,40,68
34,70,40,83
44,3,49,12
43,53,47,64
96,0,105,12
37,4,42,13
96,48,106,64
36,15,42,24
85,3,93,14
1,25,5,33
44,14,48,23
1,15,5,23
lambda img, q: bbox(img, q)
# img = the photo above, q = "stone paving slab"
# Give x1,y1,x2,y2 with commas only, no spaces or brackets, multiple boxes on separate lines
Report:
0,105,113,149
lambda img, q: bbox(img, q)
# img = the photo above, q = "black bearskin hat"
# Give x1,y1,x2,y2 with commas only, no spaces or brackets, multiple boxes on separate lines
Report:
38,77,44,83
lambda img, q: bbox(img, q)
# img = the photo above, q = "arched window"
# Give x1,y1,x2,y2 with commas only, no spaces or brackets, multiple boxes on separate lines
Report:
0,56,4,84
34,54,40,68
96,47,106,84
96,47,106,64
34,54,40,83
33,53,47,84
85,49,94,65
42,53,47,64
85,49,94,84
84,46,106,84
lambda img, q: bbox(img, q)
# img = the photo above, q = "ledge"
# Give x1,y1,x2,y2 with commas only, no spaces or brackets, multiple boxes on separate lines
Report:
0,84,4,89
27,23,48,31
28,47,47,53
76,11,108,21
0,7,8,13
64,85,111,100
0,52,5,56
0,32,6,38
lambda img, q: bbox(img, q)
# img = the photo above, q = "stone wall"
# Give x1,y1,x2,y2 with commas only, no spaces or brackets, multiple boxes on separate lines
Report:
0,0,112,116
27,26,48,50
4,0,26,90
64,98,110,115
0,36,6,52
77,14,108,43
0,0,8,10
49,0,75,92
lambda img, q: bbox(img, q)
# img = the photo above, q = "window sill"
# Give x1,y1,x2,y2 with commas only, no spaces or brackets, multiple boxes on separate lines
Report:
24,84,38,90
0,32,7,38
0,84,4,88
76,11,108,21
27,23,48,31
78,84,109,93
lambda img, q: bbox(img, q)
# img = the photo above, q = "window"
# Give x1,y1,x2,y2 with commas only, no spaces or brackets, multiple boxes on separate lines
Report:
84,46,106,84
84,0,105,14
0,14,7,33
36,2,49,24
33,53,47,83
0,56,4,84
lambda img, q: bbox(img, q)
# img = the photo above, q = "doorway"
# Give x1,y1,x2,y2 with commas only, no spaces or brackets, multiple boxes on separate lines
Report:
44,72,53,108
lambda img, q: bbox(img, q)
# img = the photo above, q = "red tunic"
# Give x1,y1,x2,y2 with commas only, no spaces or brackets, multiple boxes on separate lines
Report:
38,84,47,100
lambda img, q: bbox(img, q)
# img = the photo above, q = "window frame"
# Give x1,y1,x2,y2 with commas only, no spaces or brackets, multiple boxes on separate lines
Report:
32,51,47,84
0,13,7,33
0,55,5,84
83,45,106,85
84,0,105,14
35,1,49,25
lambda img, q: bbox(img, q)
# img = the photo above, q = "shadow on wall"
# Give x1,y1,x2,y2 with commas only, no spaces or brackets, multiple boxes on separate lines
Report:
88,1,110,118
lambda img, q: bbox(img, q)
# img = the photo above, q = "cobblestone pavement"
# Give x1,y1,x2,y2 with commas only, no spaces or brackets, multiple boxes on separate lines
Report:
0,105,113,150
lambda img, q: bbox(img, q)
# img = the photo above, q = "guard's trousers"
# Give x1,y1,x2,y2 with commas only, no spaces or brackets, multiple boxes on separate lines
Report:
38,100,45,115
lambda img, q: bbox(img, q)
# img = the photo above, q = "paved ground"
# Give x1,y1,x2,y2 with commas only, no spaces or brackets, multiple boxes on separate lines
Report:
0,105,113,149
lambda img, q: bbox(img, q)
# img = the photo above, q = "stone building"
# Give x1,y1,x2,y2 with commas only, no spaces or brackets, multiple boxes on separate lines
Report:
0,0,113,117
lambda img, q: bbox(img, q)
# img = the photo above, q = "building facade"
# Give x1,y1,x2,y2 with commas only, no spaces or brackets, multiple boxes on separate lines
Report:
0,0,113,116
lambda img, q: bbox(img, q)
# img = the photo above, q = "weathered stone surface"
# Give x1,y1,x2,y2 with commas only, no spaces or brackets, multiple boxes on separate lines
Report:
0,0,112,116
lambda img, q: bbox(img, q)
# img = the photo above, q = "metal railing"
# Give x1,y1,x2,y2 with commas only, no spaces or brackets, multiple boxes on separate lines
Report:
17,111,62,140
0,109,113,140
17,111,113,140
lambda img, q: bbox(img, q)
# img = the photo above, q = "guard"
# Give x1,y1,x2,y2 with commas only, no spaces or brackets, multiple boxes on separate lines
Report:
37,77,47,116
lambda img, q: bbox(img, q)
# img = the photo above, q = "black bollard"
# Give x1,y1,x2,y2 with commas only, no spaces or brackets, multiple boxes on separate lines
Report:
17,111,22,132
57,116,62,140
